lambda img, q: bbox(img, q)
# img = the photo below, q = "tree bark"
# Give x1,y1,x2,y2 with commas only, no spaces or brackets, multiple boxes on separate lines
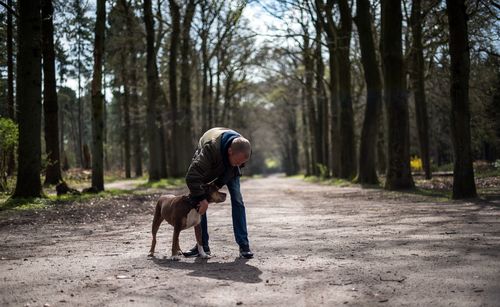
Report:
317,0,340,177
13,0,43,198
446,0,477,199
42,0,63,185
381,0,414,190
301,85,312,176
303,31,317,176
6,0,15,176
120,53,131,179
354,0,382,184
168,0,181,177
176,0,197,176
144,0,163,181
7,0,14,120
121,0,142,177
410,0,431,179
314,17,327,172
337,0,356,180
90,0,106,191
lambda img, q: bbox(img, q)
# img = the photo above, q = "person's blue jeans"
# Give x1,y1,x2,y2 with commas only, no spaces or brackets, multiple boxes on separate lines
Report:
200,176,249,247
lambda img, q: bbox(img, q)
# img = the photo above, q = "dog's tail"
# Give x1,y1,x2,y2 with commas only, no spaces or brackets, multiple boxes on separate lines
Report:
148,200,163,256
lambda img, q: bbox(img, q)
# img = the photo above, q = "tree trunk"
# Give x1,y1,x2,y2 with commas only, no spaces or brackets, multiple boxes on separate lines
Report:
77,46,84,168
42,0,63,185
144,0,163,181
337,0,356,180
301,85,312,176
120,54,131,179
121,0,143,177
381,0,414,190
354,0,382,184
303,33,317,176
168,0,181,177
7,0,14,120
318,0,340,177
314,18,327,172
6,0,15,176
13,0,43,198
176,0,197,176
90,0,106,191
287,99,300,175
410,0,431,179
446,0,477,199
130,57,143,178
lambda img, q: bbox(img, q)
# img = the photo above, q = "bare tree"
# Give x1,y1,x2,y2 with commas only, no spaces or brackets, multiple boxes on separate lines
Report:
13,0,43,198
446,0,477,199
42,0,63,185
90,0,106,191
144,0,163,181
381,0,414,190
410,0,431,179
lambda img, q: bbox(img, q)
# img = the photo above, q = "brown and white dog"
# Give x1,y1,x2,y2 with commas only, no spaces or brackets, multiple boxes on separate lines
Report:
148,183,226,260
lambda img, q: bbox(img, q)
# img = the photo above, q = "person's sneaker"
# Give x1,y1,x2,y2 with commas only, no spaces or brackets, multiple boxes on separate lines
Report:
239,244,254,259
182,245,211,257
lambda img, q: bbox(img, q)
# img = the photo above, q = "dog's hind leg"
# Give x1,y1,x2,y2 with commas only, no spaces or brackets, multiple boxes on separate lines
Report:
148,201,163,257
169,226,182,261
195,224,210,259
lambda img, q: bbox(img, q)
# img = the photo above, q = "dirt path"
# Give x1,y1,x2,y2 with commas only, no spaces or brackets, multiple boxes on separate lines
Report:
1,176,499,306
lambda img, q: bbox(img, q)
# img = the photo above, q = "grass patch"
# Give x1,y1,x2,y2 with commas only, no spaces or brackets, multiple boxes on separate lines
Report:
0,188,135,213
304,176,353,187
0,197,52,212
138,178,185,189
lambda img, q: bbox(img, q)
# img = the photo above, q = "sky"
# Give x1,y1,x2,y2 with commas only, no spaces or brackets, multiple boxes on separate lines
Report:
61,0,285,97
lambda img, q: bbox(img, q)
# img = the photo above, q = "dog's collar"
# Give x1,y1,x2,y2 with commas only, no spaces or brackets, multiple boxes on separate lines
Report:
186,195,200,211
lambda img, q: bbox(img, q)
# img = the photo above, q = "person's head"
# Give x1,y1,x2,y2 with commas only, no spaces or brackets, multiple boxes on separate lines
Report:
228,137,251,167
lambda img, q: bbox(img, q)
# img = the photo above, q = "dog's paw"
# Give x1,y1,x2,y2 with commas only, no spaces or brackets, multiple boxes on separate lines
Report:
147,252,155,257
199,253,211,259
169,255,181,261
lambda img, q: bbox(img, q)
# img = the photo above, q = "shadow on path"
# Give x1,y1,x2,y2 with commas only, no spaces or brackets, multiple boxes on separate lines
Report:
150,256,263,284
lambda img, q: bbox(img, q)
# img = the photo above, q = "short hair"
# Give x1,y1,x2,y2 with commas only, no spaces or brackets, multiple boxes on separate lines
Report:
230,137,251,158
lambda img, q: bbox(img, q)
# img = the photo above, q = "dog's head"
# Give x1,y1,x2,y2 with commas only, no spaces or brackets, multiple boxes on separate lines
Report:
201,183,227,203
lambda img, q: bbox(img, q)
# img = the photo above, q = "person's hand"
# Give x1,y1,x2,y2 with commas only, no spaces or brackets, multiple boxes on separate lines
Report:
198,199,209,215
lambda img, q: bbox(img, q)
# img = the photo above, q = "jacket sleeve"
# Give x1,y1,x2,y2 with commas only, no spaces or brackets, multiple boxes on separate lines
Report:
185,144,214,202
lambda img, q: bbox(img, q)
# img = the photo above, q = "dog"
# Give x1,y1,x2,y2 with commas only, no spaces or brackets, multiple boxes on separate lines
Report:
148,183,226,260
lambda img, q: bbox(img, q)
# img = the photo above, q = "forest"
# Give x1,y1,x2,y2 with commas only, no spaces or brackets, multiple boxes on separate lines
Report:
0,0,499,199
1,1,500,305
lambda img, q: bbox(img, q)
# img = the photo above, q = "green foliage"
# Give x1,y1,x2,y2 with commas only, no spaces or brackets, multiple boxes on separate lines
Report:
139,178,185,189
316,163,329,179
0,117,18,152
0,118,18,191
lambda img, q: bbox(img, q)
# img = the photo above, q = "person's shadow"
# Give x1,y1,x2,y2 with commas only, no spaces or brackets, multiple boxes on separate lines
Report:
150,256,263,284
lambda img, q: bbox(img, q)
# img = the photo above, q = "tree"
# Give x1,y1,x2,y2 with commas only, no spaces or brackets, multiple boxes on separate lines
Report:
314,14,328,173
144,0,163,181
90,0,106,191
446,0,477,199
337,0,356,180
354,0,383,184
410,0,431,179
316,0,340,177
6,0,16,176
66,0,94,168
13,0,43,198
6,0,14,120
381,0,414,190
42,0,63,185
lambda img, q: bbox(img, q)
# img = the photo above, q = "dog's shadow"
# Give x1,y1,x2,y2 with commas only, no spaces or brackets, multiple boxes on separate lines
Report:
150,256,263,284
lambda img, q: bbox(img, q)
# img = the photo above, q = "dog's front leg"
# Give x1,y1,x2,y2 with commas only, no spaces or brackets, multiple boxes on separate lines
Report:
194,224,210,259
169,226,182,261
